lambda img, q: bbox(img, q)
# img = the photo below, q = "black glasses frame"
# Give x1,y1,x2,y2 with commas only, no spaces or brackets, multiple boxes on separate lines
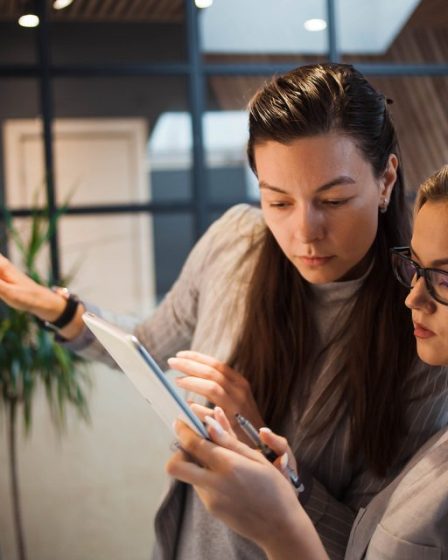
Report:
390,246,448,306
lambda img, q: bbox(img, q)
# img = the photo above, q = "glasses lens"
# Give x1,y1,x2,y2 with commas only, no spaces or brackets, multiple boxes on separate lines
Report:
428,270,448,304
393,253,416,287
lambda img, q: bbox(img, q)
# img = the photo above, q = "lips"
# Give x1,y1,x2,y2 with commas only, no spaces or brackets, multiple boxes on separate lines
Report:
297,255,334,267
413,322,436,339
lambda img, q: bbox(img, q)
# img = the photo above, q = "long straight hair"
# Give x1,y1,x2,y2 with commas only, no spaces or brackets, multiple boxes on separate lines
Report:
228,64,417,476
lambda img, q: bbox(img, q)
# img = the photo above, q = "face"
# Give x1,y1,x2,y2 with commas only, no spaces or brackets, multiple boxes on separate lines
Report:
405,201,448,366
254,133,397,284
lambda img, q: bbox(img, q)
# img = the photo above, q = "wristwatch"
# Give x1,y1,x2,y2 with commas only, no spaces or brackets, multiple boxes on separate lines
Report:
45,286,80,331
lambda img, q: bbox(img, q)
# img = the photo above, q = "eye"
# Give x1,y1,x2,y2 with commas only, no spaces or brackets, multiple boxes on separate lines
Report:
321,199,350,207
436,274,448,289
268,201,292,209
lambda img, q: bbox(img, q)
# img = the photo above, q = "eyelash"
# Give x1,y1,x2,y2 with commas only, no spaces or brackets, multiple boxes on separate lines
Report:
321,199,350,207
269,202,291,208
268,199,350,209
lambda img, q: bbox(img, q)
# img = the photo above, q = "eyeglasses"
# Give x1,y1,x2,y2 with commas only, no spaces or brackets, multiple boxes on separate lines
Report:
390,247,448,306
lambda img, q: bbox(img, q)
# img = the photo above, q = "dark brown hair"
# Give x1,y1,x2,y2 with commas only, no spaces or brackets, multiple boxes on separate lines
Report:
229,63,417,476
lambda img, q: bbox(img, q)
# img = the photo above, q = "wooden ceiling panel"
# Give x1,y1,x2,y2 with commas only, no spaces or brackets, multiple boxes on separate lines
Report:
0,0,184,22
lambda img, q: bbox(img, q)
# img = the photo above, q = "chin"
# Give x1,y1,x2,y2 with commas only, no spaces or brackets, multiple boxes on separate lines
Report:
416,342,448,367
293,265,344,285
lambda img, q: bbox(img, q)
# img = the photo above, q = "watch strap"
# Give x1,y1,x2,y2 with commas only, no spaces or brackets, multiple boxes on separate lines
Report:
47,287,80,330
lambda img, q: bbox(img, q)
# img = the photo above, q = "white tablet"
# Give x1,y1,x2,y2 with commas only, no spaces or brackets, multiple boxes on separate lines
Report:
82,312,208,439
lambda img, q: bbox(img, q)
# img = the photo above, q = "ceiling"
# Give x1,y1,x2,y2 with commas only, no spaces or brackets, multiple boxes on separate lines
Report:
0,0,184,22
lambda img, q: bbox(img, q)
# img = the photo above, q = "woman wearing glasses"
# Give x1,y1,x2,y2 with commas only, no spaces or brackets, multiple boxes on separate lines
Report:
0,65,447,559
168,165,448,559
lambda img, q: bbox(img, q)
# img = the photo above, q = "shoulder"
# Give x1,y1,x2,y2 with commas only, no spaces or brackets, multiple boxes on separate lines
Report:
200,203,265,263
368,429,448,556
209,203,264,238
349,430,448,560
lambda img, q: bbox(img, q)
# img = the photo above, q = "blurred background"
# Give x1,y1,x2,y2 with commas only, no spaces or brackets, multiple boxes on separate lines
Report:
0,1,447,559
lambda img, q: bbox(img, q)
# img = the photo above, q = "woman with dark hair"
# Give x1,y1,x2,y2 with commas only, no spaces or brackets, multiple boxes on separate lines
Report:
168,165,448,559
0,65,447,559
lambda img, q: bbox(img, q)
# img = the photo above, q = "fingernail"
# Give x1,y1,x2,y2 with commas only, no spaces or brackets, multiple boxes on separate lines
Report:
280,452,289,469
259,427,272,433
204,415,224,436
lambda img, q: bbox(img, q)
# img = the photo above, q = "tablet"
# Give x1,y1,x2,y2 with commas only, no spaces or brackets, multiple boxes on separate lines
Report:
82,311,208,439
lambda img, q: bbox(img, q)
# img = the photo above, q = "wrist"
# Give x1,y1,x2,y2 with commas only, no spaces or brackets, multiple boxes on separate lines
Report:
32,285,67,322
34,286,83,337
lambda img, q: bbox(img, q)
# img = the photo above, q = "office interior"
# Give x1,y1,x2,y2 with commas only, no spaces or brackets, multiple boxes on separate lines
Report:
0,0,447,559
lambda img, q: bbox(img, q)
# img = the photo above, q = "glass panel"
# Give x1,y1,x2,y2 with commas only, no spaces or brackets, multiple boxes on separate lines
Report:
50,77,191,206
205,76,266,205
200,0,327,64
339,0,448,64
152,213,194,300
61,213,192,307
0,22,37,64
369,76,448,196
50,3,187,64
0,78,41,230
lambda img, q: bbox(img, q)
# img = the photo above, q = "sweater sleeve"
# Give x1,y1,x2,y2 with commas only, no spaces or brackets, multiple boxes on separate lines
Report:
61,204,258,370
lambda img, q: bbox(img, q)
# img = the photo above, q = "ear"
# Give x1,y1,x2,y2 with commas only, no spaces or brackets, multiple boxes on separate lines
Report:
380,154,399,203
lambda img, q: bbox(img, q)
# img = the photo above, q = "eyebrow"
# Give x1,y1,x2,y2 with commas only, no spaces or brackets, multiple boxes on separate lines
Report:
411,246,448,268
259,175,356,194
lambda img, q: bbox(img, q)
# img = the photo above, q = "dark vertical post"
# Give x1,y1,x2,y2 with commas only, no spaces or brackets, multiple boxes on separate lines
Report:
35,0,60,282
326,0,339,63
185,0,208,239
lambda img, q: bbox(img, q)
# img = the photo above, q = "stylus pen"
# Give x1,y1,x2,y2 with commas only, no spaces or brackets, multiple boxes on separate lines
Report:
235,413,305,494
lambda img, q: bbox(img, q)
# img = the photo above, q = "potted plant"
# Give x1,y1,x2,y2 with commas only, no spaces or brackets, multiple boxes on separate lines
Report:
0,200,90,560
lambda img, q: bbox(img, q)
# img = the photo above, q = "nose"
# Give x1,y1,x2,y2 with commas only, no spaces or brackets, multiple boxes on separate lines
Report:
293,204,325,243
405,276,436,313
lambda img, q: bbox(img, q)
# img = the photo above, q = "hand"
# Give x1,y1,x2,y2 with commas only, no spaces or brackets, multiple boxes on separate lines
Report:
189,403,237,439
168,351,265,439
167,419,328,560
191,403,298,487
0,254,63,320
0,254,85,339
258,428,299,487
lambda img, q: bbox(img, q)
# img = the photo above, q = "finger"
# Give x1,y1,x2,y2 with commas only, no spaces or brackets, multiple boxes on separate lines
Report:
213,406,234,435
174,376,228,404
190,402,215,422
166,450,214,487
175,419,263,469
168,357,228,385
259,428,289,456
173,351,239,381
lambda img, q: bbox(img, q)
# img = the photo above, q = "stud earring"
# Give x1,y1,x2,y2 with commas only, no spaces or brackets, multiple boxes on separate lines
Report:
380,198,388,214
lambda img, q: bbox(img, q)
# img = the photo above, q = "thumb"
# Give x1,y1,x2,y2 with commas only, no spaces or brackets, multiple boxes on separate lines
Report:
259,428,288,456
204,415,264,463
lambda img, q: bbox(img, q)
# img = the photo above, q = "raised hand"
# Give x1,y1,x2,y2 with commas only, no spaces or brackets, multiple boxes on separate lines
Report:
168,350,265,437
0,253,62,320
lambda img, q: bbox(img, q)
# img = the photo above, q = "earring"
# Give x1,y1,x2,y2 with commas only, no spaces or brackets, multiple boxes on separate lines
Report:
380,198,388,214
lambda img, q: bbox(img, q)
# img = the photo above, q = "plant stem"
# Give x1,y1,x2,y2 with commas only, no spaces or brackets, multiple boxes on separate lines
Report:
8,398,28,560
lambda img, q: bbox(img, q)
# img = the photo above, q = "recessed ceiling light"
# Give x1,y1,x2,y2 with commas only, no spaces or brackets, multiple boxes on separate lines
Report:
53,0,74,9
304,18,327,32
18,14,39,27
195,0,213,8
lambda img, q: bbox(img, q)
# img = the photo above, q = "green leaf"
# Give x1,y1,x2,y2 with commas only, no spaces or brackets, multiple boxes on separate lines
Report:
0,184,91,435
